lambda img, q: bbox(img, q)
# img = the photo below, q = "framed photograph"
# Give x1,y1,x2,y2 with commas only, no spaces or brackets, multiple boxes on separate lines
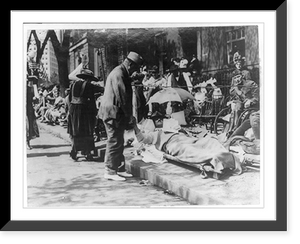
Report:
5,3,286,231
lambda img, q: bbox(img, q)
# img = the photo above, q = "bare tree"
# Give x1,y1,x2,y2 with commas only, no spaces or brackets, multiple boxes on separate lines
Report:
46,30,71,96
27,29,71,96
27,30,43,78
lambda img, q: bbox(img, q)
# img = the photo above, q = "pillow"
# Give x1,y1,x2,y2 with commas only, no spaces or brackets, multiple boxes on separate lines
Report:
171,110,187,125
162,118,181,133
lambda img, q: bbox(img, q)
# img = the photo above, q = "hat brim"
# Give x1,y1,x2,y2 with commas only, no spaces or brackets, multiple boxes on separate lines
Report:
76,74,99,81
127,58,143,66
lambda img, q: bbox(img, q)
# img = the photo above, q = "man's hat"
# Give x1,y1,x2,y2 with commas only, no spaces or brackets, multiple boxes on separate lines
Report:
76,69,99,81
127,51,143,65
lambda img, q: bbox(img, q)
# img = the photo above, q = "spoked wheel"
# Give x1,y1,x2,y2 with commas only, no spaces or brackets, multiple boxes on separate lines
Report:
235,108,259,129
213,107,231,135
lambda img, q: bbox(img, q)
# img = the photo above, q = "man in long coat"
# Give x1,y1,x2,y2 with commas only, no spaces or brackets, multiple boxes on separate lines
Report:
98,52,143,181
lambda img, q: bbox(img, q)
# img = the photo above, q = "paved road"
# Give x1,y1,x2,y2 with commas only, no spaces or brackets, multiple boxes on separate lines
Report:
26,129,190,207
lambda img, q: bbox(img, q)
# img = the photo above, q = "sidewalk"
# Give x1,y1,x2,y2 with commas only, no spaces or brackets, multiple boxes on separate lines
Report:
37,121,261,205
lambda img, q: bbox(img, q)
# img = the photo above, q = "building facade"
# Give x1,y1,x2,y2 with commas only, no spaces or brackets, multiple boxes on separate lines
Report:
67,26,260,85
199,25,260,71
37,30,62,82
69,33,98,77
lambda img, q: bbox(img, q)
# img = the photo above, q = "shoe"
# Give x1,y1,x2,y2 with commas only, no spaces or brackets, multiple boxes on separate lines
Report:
94,135,101,142
117,171,133,178
85,154,94,161
104,173,126,181
26,141,32,150
69,151,77,161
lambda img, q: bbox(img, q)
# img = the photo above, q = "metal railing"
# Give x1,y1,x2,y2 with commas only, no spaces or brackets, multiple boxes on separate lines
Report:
192,64,260,98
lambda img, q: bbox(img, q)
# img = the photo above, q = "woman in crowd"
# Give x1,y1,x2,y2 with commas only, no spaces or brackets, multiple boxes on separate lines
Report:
43,86,66,125
26,76,39,149
39,85,56,122
177,57,193,92
67,69,102,161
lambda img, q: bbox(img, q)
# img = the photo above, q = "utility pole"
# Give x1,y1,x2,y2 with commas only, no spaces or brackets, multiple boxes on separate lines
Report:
197,28,202,62
125,28,128,55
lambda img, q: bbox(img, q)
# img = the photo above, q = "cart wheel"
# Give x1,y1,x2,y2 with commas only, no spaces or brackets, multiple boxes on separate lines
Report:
213,107,230,135
236,108,258,129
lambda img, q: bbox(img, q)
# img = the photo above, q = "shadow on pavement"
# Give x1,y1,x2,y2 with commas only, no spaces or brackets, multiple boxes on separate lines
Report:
31,144,71,149
27,173,188,207
27,151,71,158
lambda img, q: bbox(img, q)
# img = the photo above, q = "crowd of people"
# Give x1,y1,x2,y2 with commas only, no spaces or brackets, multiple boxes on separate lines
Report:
26,50,260,181
33,84,69,126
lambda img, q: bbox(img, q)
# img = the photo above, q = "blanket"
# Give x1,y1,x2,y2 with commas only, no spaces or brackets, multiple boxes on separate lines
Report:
163,133,242,177
132,119,243,179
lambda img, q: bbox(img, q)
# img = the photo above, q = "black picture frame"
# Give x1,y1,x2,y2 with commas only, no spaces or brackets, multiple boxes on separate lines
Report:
5,2,287,231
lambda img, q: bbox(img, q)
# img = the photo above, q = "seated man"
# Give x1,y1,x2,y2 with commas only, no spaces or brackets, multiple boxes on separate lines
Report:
132,113,242,179
228,55,259,132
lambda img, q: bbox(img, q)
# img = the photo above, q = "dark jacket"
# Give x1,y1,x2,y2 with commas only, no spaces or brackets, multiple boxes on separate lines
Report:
98,64,133,125
67,80,98,137
230,70,259,107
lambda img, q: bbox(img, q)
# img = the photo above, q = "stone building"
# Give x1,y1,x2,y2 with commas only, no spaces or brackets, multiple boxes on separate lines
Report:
153,25,259,72
139,25,260,98
69,32,98,77
67,26,260,84
199,25,260,71
68,30,126,83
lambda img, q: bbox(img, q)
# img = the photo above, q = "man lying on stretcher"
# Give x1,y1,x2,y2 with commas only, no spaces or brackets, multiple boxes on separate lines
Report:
131,112,242,179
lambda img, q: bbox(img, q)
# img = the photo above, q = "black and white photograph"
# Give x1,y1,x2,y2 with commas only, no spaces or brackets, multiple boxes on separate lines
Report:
25,24,262,208
7,7,289,234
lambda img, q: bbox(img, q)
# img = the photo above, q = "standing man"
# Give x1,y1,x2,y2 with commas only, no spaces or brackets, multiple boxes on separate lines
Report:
98,51,143,181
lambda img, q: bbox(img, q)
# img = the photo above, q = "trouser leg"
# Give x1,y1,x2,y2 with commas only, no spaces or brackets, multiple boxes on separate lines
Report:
250,112,260,139
104,121,125,174
94,119,101,141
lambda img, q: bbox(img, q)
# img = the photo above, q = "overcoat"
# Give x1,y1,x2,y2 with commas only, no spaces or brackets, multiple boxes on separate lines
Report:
67,79,102,154
98,64,133,127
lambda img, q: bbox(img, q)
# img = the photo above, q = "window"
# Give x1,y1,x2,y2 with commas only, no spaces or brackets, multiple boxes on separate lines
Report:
226,28,245,65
